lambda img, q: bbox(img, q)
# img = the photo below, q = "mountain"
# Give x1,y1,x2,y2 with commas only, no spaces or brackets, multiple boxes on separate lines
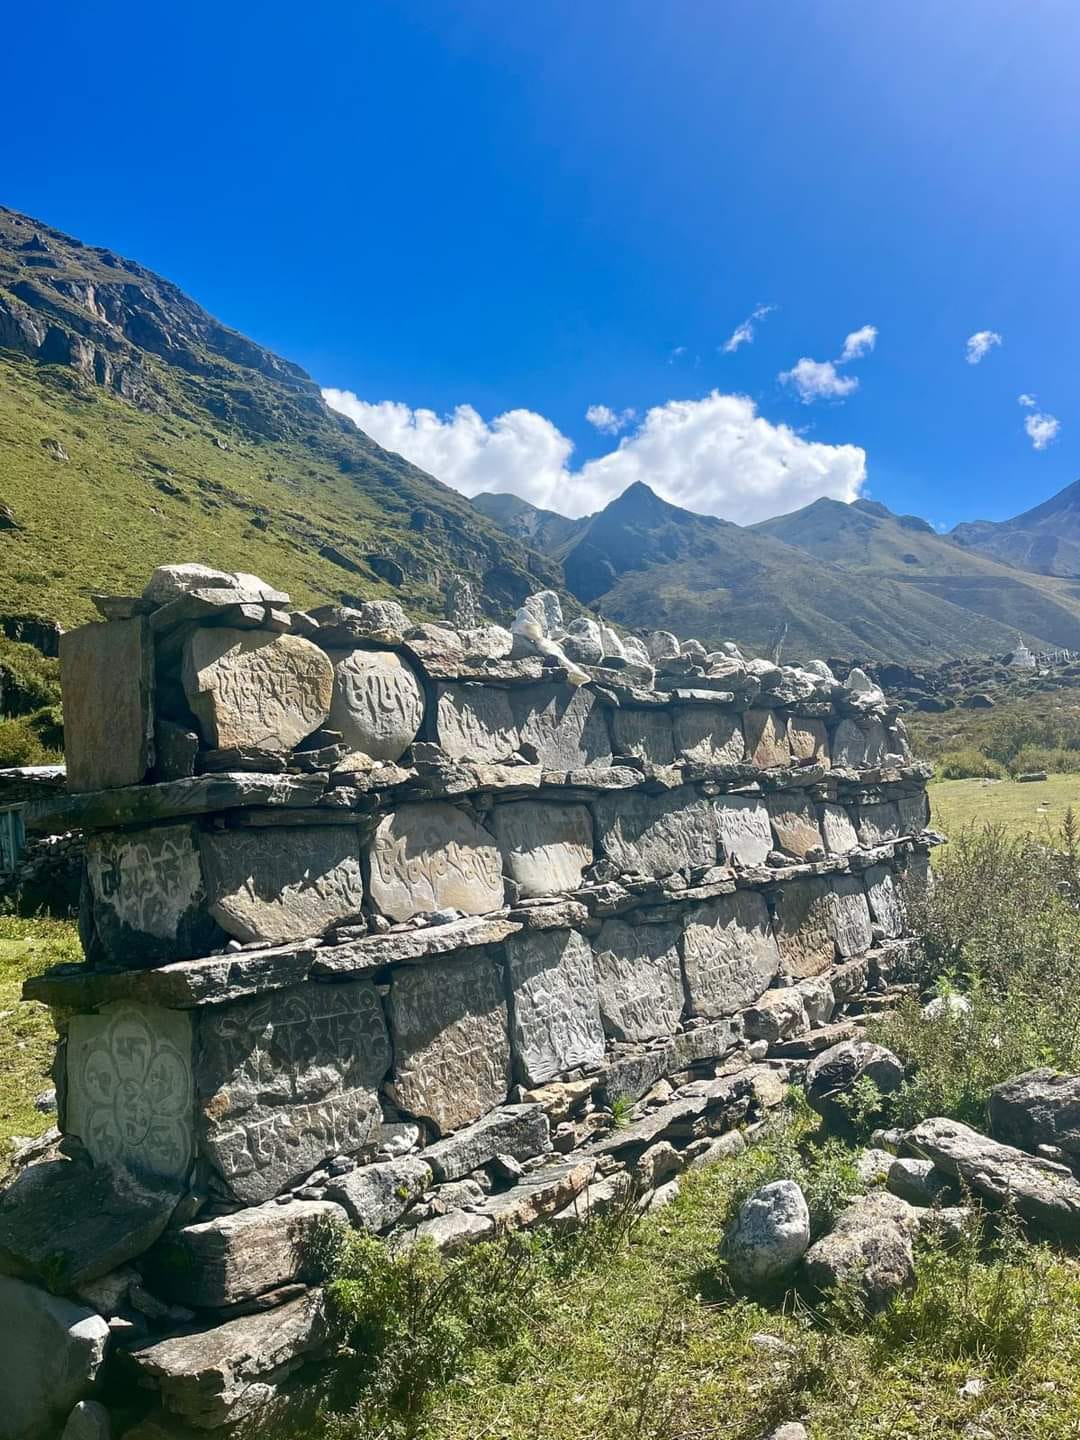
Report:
473,484,1080,664
949,479,1080,578
0,206,560,627
470,491,584,553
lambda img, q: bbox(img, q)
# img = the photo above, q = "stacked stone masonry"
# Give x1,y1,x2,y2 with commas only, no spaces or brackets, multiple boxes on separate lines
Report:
2,568,939,1440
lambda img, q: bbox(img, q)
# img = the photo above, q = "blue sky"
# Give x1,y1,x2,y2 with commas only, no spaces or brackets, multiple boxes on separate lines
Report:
4,0,1078,527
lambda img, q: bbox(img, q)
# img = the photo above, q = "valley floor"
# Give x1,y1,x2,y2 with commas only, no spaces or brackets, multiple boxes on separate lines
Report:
930,773,1080,840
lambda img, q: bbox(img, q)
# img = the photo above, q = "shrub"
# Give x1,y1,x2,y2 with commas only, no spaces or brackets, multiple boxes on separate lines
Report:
1007,744,1080,776
0,714,61,766
934,747,1004,780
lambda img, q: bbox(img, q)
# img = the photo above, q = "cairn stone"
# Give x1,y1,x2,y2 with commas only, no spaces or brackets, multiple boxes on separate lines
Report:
0,1277,109,1440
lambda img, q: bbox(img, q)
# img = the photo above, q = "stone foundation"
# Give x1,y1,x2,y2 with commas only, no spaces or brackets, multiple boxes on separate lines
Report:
1,568,939,1440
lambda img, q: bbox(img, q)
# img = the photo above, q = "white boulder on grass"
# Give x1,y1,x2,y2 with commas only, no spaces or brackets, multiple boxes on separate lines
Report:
725,1179,810,1289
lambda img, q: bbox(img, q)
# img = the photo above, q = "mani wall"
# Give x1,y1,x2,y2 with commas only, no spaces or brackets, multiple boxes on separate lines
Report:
0,564,937,1440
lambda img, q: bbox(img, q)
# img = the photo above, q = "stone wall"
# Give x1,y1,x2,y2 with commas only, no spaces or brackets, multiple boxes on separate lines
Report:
2,565,938,1440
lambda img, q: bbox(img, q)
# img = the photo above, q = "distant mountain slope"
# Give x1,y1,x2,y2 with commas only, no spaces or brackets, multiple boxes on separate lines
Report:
0,206,560,626
474,483,1080,664
950,479,1080,577
471,491,584,553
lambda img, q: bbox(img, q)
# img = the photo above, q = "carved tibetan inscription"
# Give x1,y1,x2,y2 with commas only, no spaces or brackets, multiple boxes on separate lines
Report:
681,892,780,1018
66,1003,194,1182
182,627,333,754
367,802,504,922
327,648,424,762
492,801,593,898
196,979,390,1204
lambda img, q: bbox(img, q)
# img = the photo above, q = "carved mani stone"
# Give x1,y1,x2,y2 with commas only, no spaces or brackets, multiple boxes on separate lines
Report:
60,617,154,792
765,793,824,859
367,802,504,922
857,801,903,847
182,627,333,754
682,892,780,1018
492,801,593,898
433,684,519,763
511,684,613,770
593,786,716,877
832,717,888,770
200,826,365,943
610,707,676,766
898,792,931,833
830,875,874,956
672,707,745,765
714,796,773,868
326,648,424,761
197,979,390,1203
771,879,838,977
85,822,221,966
788,716,830,767
505,927,605,1084
743,710,790,769
66,1003,195,1183
865,864,906,938
820,803,859,854
591,917,685,1041
388,952,511,1133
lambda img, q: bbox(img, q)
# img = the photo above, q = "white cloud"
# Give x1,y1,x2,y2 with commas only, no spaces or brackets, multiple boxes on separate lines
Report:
778,357,859,403
840,324,877,361
1018,393,1037,408
966,330,1002,364
585,404,636,435
323,386,867,524
1024,410,1061,450
721,303,776,354
668,345,687,364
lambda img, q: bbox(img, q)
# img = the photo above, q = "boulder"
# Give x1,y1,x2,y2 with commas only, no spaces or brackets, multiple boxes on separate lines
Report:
562,617,604,666
922,992,973,1023
724,1180,811,1289
648,631,680,661
59,1402,111,1440
182,628,333,754
905,1116,1080,1236
802,1191,917,1311
0,1277,110,1440
325,648,424,761
989,1068,1080,1163
804,1040,905,1133
325,1157,432,1231
886,1157,957,1207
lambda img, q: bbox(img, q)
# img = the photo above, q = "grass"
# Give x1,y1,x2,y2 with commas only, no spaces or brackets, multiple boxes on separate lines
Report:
0,913,78,1169
930,773,1080,840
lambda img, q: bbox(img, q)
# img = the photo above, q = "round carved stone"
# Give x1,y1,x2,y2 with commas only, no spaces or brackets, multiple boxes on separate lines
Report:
328,649,424,762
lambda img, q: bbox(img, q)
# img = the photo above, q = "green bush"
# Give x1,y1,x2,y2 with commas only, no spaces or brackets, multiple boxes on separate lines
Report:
1007,744,1080,776
0,714,62,766
0,636,60,717
934,747,1004,779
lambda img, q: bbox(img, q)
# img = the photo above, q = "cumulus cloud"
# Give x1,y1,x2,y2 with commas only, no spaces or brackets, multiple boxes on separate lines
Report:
966,330,1002,364
778,357,859,403
585,404,636,435
721,303,776,354
1024,410,1061,450
323,386,867,524
840,324,878,361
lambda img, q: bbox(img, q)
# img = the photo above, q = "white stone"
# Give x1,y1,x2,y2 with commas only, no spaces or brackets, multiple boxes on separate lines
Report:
326,649,423,761
367,803,504,922
0,1276,110,1440
725,1180,810,1288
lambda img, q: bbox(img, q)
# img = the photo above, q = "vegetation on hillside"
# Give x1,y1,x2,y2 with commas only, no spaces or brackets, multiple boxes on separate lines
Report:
0,914,74,1168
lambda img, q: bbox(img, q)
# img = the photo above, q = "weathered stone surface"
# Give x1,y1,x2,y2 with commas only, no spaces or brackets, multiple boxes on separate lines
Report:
512,684,613,769
492,801,593,899
765,794,824,859
725,1180,810,1288
830,876,874,956
593,786,716,877
66,1003,194,1182
886,1157,957,1207
741,987,808,1043
325,649,423,761
805,1040,905,1132
60,618,153,793
475,1157,596,1233
432,684,518,762
591,917,685,1041
898,792,930,833
85,823,220,967
142,1199,346,1307
0,1159,180,1293
129,1289,330,1429
143,564,287,608
393,1210,495,1254
819,803,859,854
771,879,836,977
367,803,504,922
0,1276,109,1440
325,1157,432,1232
906,1117,1080,1236
197,979,390,1203
200,827,364,943
787,715,830,767
796,974,835,1028
713,796,772,868
857,802,902,847
59,1401,111,1440
803,1191,916,1311
672,707,744,765
989,1069,1080,1163
833,717,888,769
681,892,780,1018
182,628,333,754
423,1104,551,1182
388,953,510,1133
505,928,605,1084
865,864,905,938
609,707,675,765
743,710,790,768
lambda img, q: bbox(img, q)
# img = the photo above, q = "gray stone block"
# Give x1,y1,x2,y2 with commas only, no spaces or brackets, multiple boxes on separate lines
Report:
492,801,593,899
593,786,717,877
682,892,780,1018
609,707,675,765
182,628,333,754
592,917,685,1041
325,1157,432,1231
857,802,903,847
432,683,518,762
60,617,153,793
423,1104,551,1182
764,794,824,859
865,864,906,938
388,953,511,1134
200,826,365,943
819,803,859,854
367,802,504,922
787,716,829,767
771,879,836,977
505,928,605,1084
511,684,613,769
0,1276,109,1440
743,710,790,768
672,707,744,765
714,796,772,868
